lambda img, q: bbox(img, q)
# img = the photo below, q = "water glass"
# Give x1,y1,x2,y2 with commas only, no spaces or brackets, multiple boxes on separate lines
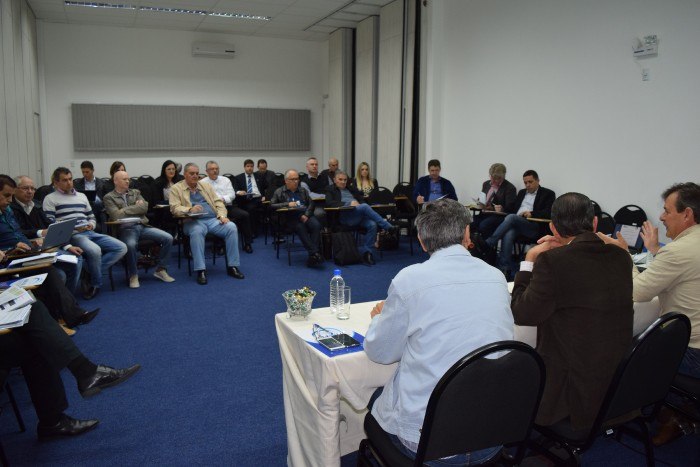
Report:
336,287,351,320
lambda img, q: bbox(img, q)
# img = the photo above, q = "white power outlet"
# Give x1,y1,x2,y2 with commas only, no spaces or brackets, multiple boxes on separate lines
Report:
642,68,650,81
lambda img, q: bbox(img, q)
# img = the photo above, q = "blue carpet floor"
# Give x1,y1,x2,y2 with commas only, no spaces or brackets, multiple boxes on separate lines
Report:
1,238,699,466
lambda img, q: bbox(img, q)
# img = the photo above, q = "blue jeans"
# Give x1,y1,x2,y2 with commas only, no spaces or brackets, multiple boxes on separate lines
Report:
54,251,83,294
70,230,127,288
118,224,173,276
486,214,541,273
678,346,700,379
476,215,504,239
388,434,501,466
340,204,392,254
184,217,240,271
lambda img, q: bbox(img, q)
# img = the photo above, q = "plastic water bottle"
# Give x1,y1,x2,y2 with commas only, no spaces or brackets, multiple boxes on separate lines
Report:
329,269,345,314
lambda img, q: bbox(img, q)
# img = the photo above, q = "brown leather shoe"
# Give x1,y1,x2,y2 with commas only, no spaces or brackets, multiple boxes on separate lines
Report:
652,418,683,446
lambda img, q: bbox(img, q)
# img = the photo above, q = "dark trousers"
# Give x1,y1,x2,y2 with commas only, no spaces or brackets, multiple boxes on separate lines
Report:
0,301,82,423
227,205,253,244
33,267,85,327
474,214,505,238
288,216,322,255
237,197,264,233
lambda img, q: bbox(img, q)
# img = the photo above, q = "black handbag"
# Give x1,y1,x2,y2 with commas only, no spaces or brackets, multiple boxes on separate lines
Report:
331,232,362,265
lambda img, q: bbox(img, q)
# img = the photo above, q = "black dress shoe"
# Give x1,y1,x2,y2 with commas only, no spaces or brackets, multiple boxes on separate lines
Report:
197,270,208,285
83,286,99,300
37,414,99,440
78,364,141,398
363,251,376,265
227,266,245,279
66,308,101,329
243,243,253,254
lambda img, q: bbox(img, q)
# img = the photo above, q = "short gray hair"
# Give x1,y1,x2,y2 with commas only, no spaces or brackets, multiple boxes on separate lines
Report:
284,169,298,179
334,170,347,179
184,162,199,173
205,160,219,170
489,163,506,178
415,199,472,254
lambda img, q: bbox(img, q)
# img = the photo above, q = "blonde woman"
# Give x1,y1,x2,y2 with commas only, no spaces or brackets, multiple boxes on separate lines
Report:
350,162,378,197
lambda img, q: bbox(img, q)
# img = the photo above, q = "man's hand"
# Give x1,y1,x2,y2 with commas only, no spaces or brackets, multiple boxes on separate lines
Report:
416,195,425,204
494,204,503,213
350,200,360,207
190,205,203,213
135,199,145,206
370,301,385,318
520,211,532,218
31,238,44,248
525,235,563,262
596,231,628,251
236,190,246,196
641,220,660,255
67,246,83,255
0,250,5,262
40,229,48,237
15,242,31,252
300,215,309,223
219,216,229,224
288,202,297,208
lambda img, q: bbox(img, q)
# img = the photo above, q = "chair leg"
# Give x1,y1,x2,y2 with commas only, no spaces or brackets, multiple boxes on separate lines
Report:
5,384,25,432
0,437,9,467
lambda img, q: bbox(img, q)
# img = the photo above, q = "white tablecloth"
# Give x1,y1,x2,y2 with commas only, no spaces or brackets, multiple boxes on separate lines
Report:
275,302,397,467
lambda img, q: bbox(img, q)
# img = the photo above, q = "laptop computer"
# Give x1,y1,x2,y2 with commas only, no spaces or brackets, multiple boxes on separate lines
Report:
34,218,78,252
82,190,97,203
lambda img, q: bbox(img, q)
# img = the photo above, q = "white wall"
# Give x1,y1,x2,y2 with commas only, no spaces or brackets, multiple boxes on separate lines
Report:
426,0,700,240
37,22,327,182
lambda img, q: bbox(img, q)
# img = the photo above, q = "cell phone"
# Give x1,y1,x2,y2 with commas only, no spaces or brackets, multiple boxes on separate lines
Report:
317,333,361,351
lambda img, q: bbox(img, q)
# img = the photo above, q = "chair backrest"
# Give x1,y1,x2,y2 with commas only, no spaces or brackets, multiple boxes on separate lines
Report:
33,185,54,204
598,211,616,235
415,341,545,464
367,187,396,206
135,175,157,207
614,204,647,227
392,182,413,198
590,200,603,219
392,182,417,214
591,313,690,444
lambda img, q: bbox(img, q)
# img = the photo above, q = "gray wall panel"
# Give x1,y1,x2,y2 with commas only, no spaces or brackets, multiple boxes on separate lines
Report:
71,104,311,152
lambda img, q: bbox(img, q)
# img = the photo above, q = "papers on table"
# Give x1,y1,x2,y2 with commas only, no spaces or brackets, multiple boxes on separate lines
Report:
56,254,78,264
0,286,35,330
0,273,47,289
8,252,57,268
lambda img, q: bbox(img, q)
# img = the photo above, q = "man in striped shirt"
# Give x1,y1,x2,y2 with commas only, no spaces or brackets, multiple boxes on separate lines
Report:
43,167,127,300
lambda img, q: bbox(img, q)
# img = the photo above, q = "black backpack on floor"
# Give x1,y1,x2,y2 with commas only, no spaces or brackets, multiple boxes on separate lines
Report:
332,232,362,266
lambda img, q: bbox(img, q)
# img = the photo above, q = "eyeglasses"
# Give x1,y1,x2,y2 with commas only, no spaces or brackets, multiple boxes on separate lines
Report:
287,178,300,181
18,186,36,192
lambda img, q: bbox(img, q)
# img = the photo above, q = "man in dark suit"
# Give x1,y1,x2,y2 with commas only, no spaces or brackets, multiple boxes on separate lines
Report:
474,163,517,237
325,170,396,265
0,298,140,440
412,159,458,204
511,192,633,432
234,159,268,233
254,159,277,199
73,160,106,231
485,169,556,277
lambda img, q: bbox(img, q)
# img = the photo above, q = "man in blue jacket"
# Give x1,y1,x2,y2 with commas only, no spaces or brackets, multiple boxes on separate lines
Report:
412,159,458,204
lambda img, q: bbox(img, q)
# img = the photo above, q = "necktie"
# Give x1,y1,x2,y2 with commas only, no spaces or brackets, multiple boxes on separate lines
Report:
247,175,253,194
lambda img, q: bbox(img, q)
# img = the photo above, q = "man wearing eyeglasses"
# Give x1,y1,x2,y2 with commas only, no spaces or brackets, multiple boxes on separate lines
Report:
11,175,84,294
270,169,323,267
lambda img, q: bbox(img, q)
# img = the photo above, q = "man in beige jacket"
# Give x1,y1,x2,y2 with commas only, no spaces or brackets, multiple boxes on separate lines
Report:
170,163,244,285
599,182,700,445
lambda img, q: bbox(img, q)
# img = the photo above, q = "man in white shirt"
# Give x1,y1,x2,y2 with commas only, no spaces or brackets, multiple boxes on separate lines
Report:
201,160,253,253
364,199,513,464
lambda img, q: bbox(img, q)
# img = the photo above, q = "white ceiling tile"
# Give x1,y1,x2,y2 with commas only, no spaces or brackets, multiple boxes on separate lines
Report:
136,10,206,23
343,3,380,15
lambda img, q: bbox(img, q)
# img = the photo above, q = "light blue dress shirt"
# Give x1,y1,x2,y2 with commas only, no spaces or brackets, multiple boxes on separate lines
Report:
365,244,514,445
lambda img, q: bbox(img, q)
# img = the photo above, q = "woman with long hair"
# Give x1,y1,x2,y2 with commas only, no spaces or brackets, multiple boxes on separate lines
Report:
351,162,378,197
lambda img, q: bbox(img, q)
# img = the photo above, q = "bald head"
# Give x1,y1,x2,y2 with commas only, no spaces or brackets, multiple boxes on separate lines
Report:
113,170,130,192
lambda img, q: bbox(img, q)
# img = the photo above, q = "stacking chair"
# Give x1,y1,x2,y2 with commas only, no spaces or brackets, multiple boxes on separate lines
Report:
1,369,26,467
358,341,546,466
614,204,647,227
598,212,616,236
272,209,311,266
667,373,700,423
532,312,691,466
392,182,417,255
33,185,54,205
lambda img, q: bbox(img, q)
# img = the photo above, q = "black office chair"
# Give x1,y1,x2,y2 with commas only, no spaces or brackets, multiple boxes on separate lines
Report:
33,185,54,205
532,312,691,466
272,210,312,266
590,200,603,219
358,341,546,466
614,204,647,227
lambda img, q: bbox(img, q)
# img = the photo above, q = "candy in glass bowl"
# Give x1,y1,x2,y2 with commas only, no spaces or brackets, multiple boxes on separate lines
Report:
282,287,316,319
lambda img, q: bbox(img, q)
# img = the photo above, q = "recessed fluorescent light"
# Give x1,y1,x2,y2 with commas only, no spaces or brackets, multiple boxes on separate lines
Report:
64,1,135,9
64,1,271,21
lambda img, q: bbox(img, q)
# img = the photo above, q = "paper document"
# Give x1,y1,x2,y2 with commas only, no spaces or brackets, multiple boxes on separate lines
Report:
618,225,641,247
56,254,78,264
477,192,487,204
114,217,142,224
0,286,36,329
0,273,47,289
8,252,57,268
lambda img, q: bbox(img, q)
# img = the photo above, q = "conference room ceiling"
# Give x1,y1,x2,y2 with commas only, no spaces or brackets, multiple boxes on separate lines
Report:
27,0,394,41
